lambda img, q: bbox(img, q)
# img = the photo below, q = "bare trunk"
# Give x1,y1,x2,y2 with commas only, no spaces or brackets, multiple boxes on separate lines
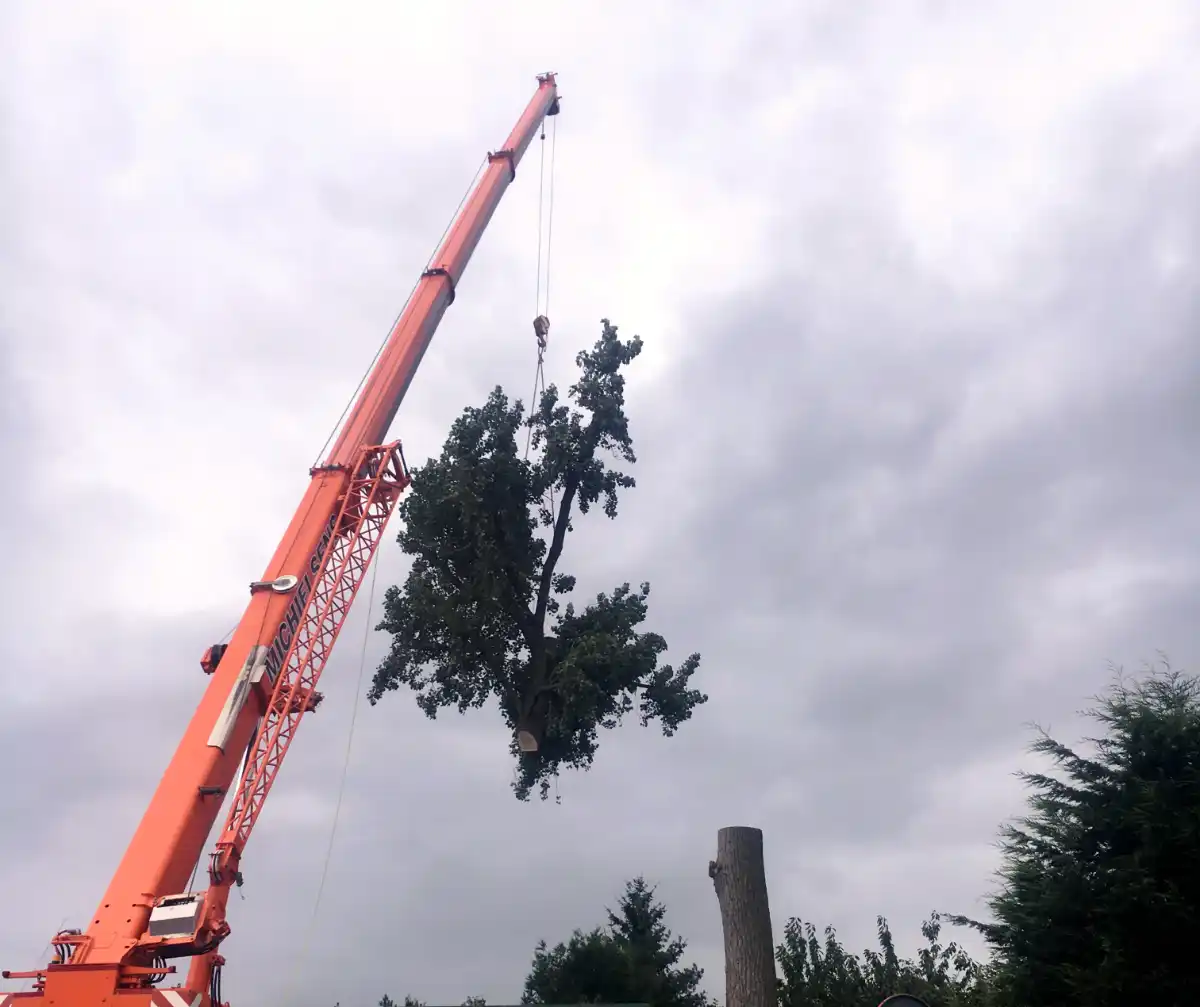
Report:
709,826,777,1007
516,690,550,751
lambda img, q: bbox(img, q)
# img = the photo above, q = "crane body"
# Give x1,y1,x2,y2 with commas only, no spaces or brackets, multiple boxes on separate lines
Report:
2,73,560,1007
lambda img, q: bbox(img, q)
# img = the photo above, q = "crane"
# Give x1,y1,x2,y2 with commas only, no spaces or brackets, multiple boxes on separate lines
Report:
1,72,560,1007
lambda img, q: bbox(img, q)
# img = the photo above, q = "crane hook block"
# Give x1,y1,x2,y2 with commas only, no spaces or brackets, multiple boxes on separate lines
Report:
533,314,550,350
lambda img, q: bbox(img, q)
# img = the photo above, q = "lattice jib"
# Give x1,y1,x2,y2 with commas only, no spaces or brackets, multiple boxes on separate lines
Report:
216,442,408,861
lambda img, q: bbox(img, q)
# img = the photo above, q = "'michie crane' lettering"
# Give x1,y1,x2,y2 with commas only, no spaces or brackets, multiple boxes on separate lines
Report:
264,512,337,682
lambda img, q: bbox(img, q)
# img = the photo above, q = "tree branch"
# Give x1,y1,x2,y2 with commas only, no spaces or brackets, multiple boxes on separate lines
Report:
536,469,580,626
490,509,539,644
535,413,608,627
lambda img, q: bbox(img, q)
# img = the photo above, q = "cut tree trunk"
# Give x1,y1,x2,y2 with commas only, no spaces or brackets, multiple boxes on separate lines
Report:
709,826,777,1007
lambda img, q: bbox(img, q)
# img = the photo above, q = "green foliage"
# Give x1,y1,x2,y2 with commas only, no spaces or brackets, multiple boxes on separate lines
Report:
606,878,710,1007
523,928,640,1005
776,913,994,1007
950,661,1200,1005
369,320,706,799
522,877,713,1007
378,997,424,1007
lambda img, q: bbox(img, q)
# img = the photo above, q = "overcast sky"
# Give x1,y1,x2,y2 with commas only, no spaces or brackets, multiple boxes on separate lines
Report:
3,1,1200,1004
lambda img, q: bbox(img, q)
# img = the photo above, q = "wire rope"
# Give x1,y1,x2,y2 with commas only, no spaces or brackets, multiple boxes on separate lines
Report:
280,553,381,1002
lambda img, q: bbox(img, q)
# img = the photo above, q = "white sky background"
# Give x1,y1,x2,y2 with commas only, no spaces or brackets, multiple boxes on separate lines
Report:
2,1,1200,1004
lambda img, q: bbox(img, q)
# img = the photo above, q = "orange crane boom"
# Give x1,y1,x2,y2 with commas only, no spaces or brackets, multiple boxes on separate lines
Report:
1,72,560,1007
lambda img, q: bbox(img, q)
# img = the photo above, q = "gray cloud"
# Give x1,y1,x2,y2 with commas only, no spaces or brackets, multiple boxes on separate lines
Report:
4,2,1200,1006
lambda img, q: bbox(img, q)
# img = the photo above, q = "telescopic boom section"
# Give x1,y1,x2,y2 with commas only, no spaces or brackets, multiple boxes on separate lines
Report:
1,73,560,1007
327,75,560,464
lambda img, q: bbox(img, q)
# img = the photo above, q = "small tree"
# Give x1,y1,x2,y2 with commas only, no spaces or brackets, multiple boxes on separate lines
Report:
951,661,1200,1005
522,877,713,1007
523,928,639,1005
369,321,706,799
608,878,711,1007
776,914,992,1007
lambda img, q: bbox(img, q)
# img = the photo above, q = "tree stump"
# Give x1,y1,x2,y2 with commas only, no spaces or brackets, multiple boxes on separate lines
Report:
708,826,777,1007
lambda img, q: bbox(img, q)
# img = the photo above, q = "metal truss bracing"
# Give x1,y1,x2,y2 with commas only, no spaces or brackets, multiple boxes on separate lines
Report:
215,441,409,860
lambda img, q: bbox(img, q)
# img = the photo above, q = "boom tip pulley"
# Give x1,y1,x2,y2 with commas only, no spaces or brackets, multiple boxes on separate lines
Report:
536,71,560,115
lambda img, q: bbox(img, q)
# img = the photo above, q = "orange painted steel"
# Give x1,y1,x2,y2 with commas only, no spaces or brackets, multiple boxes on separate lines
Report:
1,73,559,1007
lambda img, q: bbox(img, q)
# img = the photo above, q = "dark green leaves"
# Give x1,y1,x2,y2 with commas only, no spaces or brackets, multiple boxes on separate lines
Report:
949,662,1200,1005
367,388,537,719
369,320,706,800
522,877,713,1007
776,914,994,1007
523,929,640,1007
